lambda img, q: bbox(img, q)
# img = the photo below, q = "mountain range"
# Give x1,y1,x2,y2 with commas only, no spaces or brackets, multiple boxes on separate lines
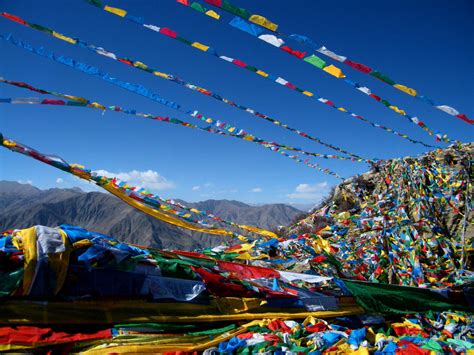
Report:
0,181,303,250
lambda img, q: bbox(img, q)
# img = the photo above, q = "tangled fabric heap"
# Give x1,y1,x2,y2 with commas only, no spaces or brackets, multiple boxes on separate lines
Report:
0,225,472,353
0,311,472,353
204,144,473,288
0,225,342,313
216,311,474,354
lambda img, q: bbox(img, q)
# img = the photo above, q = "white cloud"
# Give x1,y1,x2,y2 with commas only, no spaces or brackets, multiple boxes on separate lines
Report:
192,185,201,191
93,169,175,190
287,182,329,200
295,182,328,193
56,178,64,184
18,179,33,185
251,187,263,193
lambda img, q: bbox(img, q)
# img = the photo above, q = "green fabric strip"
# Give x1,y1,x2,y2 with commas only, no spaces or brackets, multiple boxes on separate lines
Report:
187,323,235,336
190,2,207,13
87,0,103,8
343,279,470,315
370,71,396,85
304,54,327,69
0,269,23,297
222,0,251,19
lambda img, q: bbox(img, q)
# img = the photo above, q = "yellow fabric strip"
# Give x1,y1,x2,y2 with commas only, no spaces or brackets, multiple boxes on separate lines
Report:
12,226,38,296
101,183,238,238
104,5,127,17
240,225,277,238
72,239,93,249
191,42,210,51
153,70,169,79
205,10,220,19
63,94,88,103
79,325,248,353
389,105,407,116
393,84,417,97
0,298,363,324
89,102,106,110
249,14,278,31
52,31,77,44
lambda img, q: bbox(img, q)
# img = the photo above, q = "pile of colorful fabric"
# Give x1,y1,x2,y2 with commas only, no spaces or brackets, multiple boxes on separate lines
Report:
203,144,473,289
1,310,473,352
1,223,473,352
0,224,349,312
0,145,472,352
215,311,474,354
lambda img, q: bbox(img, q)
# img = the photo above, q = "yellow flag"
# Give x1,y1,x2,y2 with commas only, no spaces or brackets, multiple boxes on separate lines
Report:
104,5,127,17
205,10,220,19
389,105,407,116
394,84,417,96
323,65,346,78
52,31,77,44
192,42,209,52
153,71,169,79
249,15,278,31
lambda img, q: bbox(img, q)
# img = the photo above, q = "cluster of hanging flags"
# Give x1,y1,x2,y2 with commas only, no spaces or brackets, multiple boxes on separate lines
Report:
85,1,451,143
0,78,363,170
80,5,450,146
1,11,441,152
175,1,450,142
176,0,473,126
0,12,433,158
0,79,358,169
0,134,277,240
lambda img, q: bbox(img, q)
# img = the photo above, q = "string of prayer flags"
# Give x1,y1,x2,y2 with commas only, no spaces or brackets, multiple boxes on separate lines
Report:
4,97,347,179
0,78,349,183
0,134,277,239
0,77,349,180
173,1,454,143
0,13,375,162
0,78,377,164
47,7,442,146
176,0,473,125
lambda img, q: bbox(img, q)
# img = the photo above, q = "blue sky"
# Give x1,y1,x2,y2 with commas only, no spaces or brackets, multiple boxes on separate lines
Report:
1,0,472,206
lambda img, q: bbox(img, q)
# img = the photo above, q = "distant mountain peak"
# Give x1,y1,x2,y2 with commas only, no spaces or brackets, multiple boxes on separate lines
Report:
0,181,301,250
